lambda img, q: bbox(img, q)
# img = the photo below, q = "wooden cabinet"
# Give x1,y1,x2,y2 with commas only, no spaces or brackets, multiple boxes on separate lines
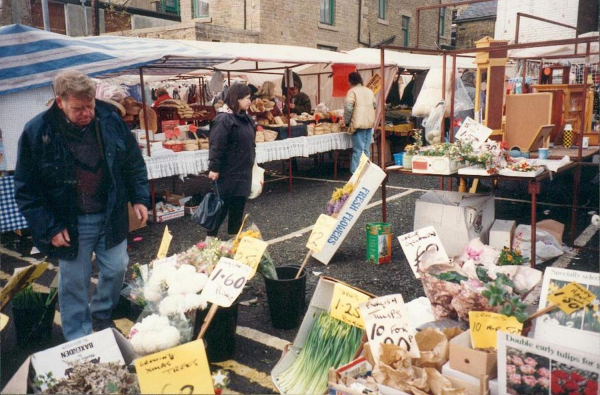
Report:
530,84,593,144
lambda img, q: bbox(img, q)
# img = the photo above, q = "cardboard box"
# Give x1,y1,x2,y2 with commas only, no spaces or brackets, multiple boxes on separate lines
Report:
411,156,464,175
366,223,392,264
442,362,499,395
148,206,184,223
128,203,147,232
2,329,135,394
488,219,516,250
312,161,387,265
413,191,495,257
449,331,497,380
271,277,375,394
328,357,376,395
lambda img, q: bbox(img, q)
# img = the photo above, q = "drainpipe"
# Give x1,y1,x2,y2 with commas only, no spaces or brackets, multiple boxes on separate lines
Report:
357,0,370,46
243,0,247,30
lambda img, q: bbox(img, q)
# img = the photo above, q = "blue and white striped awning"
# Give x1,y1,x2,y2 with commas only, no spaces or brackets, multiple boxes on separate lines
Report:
0,24,233,96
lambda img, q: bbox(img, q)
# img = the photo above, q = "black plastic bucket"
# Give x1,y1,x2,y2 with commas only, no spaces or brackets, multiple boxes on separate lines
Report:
264,265,306,330
12,293,57,346
194,301,239,362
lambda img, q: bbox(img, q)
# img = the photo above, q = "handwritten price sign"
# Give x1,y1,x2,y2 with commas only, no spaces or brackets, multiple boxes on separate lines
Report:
306,214,337,253
330,283,370,329
201,258,252,307
366,73,382,94
548,282,596,315
469,311,523,350
156,226,173,259
233,237,268,279
136,340,214,395
397,226,449,279
360,294,420,359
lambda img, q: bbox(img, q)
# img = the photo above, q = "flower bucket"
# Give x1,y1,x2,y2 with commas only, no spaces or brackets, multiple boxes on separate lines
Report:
194,301,239,362
403,154,413,169
12,292,57,346
264,265,306,329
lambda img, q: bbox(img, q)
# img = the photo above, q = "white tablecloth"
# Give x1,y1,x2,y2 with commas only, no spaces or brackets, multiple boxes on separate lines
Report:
144,133,353,180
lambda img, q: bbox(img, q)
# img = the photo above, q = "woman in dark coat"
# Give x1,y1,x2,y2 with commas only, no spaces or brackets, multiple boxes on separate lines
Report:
207,83,256,237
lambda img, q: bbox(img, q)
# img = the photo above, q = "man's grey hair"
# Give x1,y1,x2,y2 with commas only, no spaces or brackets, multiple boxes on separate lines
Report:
53,70,96,100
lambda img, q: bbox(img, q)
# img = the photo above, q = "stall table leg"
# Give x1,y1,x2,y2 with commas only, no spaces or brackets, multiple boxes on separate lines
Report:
528,181,541,268
333,150,338,180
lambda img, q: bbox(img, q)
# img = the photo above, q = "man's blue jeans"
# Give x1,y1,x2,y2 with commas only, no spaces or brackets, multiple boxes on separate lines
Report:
58,213,128,340
351,128,373,173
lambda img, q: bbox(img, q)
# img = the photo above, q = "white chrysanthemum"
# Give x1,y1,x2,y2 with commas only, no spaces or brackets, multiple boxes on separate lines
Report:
159,293,208,316
167,264,208,295
129,314,180,355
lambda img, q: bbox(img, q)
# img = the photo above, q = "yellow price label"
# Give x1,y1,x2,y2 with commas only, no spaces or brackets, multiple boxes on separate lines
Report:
0,314,9,332
366,73,382,94
330,283,371,329
233,237,268,279
135,340,214,395
548,282,596,315
469,311,523,350
306,214,337,252
0,263,49,310
156,226,173,259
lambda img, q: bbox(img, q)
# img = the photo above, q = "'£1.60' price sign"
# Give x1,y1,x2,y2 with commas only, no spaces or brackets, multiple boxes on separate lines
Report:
201,258,252,308
548,282,596,315
329,283,370,329
233,237,268,279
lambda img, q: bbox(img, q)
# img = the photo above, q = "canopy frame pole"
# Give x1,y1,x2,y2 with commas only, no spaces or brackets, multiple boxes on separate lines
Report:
380,48,387,222
139,67,151,157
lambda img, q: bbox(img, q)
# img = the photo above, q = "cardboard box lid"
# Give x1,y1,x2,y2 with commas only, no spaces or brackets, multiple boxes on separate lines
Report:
2,329,136,394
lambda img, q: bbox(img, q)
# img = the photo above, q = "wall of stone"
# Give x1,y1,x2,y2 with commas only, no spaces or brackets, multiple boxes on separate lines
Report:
257,0,451,51
455,19,496,49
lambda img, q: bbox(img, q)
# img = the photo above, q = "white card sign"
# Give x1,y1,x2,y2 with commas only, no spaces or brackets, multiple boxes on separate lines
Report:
498,332,600,395
397,226,449,279
360,294,420,360
201,258,252,307
534,267,600,354
455,117,493,150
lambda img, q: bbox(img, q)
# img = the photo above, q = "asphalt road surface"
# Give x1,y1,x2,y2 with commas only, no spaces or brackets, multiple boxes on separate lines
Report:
1,158,598,393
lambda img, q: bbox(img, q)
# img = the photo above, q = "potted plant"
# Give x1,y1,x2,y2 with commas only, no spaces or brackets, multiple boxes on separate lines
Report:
12,286,58,345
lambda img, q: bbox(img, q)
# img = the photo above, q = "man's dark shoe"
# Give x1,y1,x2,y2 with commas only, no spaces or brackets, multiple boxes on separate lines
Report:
92,318,114,332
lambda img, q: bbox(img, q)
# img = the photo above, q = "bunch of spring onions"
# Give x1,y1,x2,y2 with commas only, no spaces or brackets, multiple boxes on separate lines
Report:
276,311,363,394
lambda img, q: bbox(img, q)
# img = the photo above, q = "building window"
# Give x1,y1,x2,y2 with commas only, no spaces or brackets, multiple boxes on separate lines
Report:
193,0,209,18
402,16,410,47
320,0,334,25
317,44,337,51
439,8,446,36
378,0,385,20
160,0,180,15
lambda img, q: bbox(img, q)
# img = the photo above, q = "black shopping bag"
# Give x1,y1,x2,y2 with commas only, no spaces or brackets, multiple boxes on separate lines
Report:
193,182,223,231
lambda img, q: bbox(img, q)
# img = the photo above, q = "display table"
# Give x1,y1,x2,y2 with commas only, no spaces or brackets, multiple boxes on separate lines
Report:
386,162,580,267
143,133,353,180
528,146,599,160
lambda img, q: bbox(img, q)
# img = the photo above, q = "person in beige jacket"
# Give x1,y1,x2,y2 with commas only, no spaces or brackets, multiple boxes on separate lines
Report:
344,72,376,173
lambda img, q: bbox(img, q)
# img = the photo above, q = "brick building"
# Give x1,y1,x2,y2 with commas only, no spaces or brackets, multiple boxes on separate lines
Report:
3,0,452,50
453,0,497,49
495,0,598,43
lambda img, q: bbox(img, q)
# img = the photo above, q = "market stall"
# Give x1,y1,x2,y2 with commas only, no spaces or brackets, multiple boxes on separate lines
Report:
378,34,599,267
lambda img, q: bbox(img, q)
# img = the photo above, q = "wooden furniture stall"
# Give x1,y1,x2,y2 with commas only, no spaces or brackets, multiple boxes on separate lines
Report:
530,84,594,145
504,93,552,151
474,37,509,140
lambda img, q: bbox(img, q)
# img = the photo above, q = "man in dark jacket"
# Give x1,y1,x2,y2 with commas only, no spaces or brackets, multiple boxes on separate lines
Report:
15,70,149,341
281,72,312,115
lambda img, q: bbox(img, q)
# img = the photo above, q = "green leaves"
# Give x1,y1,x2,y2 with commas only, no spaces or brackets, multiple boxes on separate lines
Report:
483,276,529,322
433,271,468,284
476,266,492,282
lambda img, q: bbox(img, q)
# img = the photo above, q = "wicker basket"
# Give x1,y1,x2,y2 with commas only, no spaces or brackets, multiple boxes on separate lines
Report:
163,142,184,152
183,140,199,151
